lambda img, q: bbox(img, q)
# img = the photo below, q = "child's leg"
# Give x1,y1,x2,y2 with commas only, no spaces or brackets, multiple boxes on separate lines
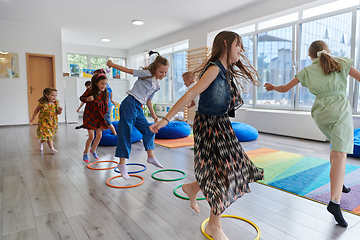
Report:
205,212,229,240
327,150,348,227
39,139,46,151
91,129,102,152
182,182,201,213
329,150,347,201
117,157,130,180
47,140,58,154
85,130,95,153
134,114,162,168
109,124,117,135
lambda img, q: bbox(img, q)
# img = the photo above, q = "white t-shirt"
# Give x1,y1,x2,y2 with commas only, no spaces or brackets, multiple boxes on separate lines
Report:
188,82,199,111
127,69,160,105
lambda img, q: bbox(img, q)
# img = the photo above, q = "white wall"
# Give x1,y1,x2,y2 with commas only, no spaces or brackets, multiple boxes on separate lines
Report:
0,20,65,125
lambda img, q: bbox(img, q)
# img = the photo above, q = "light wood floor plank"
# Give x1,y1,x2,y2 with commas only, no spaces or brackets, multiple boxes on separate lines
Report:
43,169,92,218
35,211,76,240
24,169,62,217
2,228,39,240
2,175,35,236
67,212,114,240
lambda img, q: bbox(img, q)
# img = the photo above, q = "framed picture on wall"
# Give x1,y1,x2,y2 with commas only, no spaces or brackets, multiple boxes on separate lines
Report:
0,51,19,78
70,64,79,77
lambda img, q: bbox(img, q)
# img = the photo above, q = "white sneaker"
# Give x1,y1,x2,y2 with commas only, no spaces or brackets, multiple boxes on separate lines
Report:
39,141,44,151
50,148,58,155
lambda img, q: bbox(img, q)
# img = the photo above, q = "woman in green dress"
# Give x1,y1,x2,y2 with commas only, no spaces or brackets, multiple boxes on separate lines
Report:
265,40,360,227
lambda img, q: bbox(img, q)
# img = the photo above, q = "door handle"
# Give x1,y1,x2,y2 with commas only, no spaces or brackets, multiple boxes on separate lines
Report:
30,86,32,93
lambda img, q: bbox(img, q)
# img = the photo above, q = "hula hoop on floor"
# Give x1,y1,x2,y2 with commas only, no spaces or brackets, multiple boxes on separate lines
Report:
151,169,186,181
114,163,147,174
87,160,118,170
201,214,261,240
173,184,206,200
106,175,144,189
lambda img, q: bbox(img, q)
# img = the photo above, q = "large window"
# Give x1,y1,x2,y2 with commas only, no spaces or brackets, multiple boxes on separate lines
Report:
67,53,126,78
256,26,293,108
298,12,353,109
241,35,254,105
156,51,188,103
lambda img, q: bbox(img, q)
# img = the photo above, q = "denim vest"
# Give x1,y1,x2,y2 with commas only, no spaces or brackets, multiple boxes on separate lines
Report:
197,60,231,116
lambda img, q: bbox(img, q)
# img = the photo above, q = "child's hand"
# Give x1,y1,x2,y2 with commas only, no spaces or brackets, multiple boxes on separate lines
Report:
106,60,113,68
57,107,63,115
77,108,80,113
30,117,34,123
264,83,274,91
153,115,159,123
87,96,94,101
149,119,168,133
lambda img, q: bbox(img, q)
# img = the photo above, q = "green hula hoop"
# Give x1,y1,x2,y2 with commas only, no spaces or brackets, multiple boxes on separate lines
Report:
173,184,206,200
151,169,186,181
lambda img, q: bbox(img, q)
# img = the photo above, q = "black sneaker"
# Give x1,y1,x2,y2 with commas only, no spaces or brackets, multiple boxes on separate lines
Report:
75,125,84,129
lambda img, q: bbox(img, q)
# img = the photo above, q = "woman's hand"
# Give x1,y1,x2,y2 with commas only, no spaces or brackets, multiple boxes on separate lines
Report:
264,83,274,91
149,119,168,133
87,96,94,101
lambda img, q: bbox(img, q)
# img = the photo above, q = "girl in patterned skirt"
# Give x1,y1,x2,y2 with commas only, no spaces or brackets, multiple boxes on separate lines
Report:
150,31,264,240
30,88,63,154
80,73,109,162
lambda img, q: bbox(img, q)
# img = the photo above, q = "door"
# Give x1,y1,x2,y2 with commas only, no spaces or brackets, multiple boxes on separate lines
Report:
26,53,56,125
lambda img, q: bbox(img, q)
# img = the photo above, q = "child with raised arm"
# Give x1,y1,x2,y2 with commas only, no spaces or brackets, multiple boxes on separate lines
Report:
265,40,360,227
107,51,169,180
30,88,62,154
150,31,264,240
80,73,108,162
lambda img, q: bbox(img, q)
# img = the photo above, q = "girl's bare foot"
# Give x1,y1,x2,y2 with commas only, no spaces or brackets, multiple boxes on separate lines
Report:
205,224,229,240
182,183,200,213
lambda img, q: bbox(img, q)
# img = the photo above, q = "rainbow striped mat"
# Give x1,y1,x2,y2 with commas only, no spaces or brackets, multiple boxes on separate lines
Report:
247,148,360,216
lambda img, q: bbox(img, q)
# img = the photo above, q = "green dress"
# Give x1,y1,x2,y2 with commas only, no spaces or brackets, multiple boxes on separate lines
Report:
295,57,354,154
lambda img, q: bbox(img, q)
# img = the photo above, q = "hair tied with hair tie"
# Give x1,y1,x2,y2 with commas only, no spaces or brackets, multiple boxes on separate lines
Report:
317,50,328,57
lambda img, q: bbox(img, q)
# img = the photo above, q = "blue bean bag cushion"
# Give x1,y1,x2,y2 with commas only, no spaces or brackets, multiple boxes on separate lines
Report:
98,121,143,146
348,128,360,157
155,121,191,139
231,122,258,142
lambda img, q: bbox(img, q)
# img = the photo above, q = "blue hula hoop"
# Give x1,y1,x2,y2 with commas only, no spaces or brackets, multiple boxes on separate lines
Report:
114,163,147,174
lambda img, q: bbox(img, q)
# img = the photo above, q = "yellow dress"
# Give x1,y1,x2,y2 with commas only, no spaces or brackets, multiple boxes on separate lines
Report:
36,100,59,141
295,57,354,154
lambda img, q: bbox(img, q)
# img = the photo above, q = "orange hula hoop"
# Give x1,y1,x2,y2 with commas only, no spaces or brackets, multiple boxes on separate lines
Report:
106,175,145,188
87,160,118,170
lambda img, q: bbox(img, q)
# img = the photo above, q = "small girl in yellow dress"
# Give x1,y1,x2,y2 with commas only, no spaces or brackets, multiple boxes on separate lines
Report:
30,88,63,154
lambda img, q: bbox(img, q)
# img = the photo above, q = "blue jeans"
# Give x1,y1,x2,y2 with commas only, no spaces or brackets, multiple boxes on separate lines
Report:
115,95,155,159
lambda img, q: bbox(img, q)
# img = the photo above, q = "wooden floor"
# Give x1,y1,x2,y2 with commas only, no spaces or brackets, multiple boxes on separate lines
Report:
1,122,360,240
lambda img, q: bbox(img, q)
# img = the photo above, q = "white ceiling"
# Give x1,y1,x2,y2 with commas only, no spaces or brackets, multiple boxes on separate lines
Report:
0,0,261,49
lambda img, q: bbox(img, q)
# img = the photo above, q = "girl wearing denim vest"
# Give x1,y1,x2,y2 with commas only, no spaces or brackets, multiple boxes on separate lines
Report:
150,31,264,240
265,40,360,227
106,52,169,180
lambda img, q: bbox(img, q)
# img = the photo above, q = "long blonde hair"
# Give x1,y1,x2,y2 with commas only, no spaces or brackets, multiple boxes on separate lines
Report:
308,40,344,75
193,31,260,92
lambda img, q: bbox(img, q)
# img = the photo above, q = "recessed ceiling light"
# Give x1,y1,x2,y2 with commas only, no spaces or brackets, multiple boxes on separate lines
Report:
132,20,144,25
102,38,110,42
